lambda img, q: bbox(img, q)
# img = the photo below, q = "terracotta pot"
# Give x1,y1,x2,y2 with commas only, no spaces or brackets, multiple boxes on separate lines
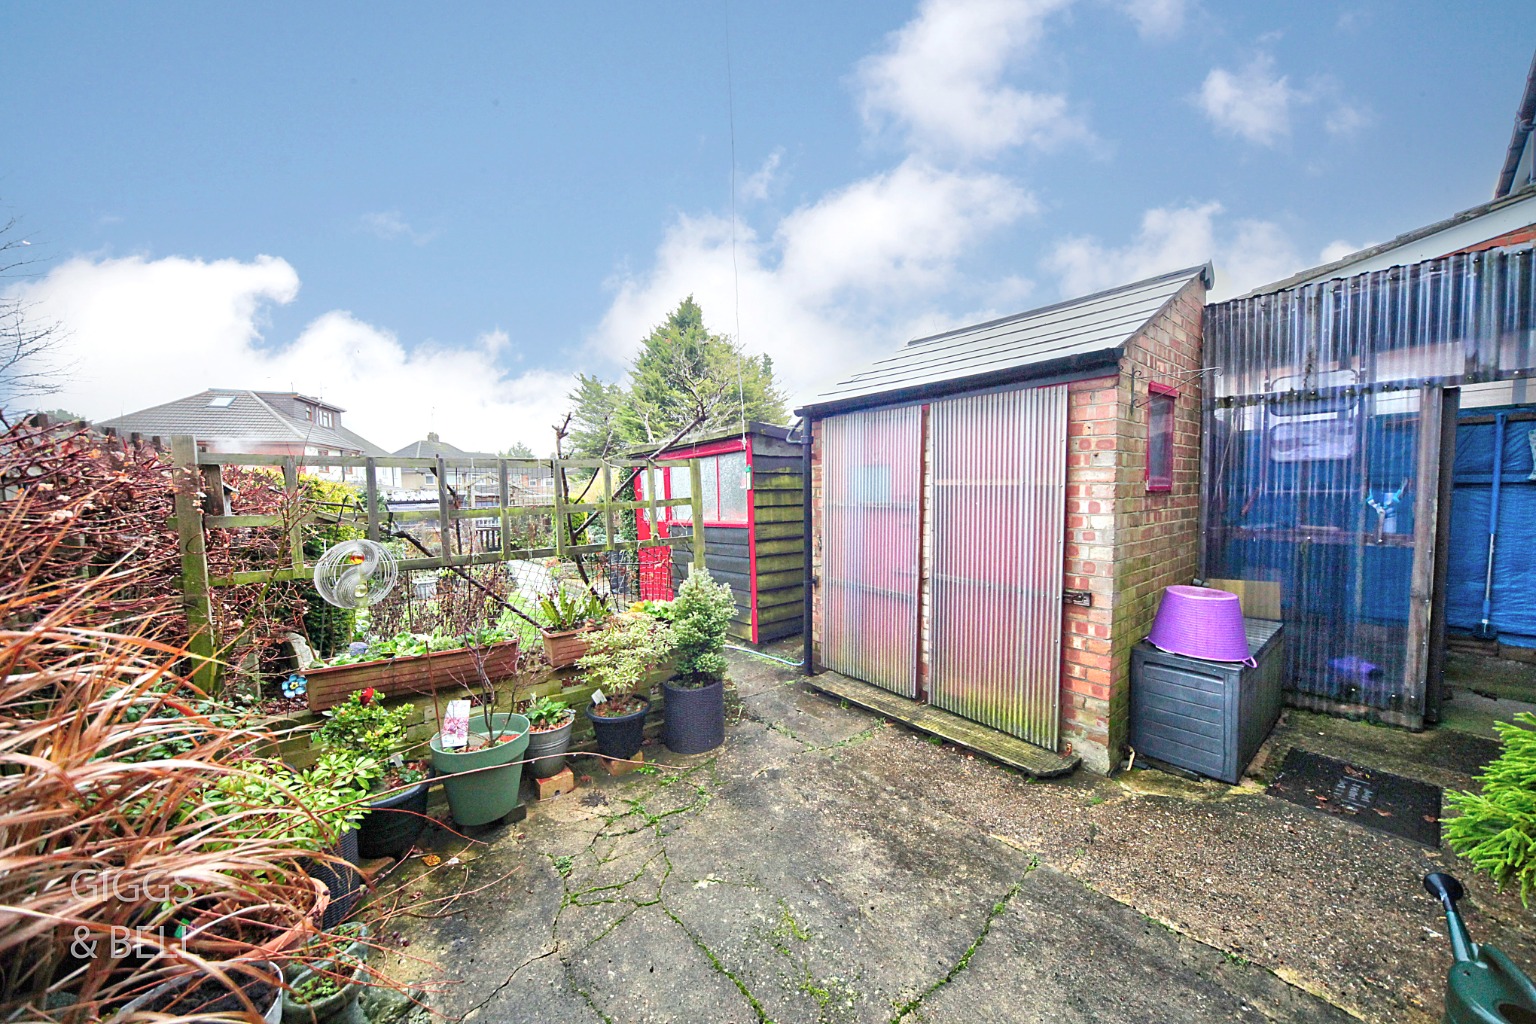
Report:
303,640,520,711
541,627,597,669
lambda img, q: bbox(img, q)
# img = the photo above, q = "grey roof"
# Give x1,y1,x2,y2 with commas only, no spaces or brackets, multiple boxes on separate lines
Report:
391,434,498,460
96,389,384,453
1240,190,1536,298
797,264,1211,417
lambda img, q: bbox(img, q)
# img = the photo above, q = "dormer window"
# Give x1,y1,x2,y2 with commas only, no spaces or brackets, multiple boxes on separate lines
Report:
303,405,313,421
320,410,334,428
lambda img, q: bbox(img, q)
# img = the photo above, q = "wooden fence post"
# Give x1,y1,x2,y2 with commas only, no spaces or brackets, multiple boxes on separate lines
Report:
170,435,219,692
551,459,568,557
365,457,380,542
602,462,615,550
689,458,706,573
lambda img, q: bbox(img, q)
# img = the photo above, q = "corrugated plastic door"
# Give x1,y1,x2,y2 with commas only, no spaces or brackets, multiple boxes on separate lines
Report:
929,385,1067,748
820,406,924,697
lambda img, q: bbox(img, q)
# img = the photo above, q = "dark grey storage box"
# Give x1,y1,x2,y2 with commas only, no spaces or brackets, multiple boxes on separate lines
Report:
1130,618,1285,784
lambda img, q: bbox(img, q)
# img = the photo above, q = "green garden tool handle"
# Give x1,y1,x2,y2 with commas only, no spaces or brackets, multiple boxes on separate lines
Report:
1425,873,1478,965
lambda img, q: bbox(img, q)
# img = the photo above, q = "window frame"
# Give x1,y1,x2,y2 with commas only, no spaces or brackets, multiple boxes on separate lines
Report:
1146,383,1177,493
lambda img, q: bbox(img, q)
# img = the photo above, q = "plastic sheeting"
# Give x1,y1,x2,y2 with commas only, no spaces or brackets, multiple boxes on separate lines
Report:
1445,409,1536,646
1205,401,1423,717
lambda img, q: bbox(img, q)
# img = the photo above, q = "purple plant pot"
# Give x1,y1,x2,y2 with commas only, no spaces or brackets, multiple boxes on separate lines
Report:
1146,586,1255,665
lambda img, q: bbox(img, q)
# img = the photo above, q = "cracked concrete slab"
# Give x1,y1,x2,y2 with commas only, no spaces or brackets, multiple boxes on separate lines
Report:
376,647,1525,1024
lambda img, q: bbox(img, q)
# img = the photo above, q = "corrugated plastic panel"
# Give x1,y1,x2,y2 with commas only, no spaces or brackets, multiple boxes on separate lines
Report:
820,406,924,696
1201,245,1536,721
1208,246,1536,400
929,385,1067,747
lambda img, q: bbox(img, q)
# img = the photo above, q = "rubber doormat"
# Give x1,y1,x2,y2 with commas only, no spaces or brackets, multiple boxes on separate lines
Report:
1268,748,1442,847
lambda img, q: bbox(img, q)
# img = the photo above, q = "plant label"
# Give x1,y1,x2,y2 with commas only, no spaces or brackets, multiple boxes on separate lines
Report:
442,699,471,749
591,689,606,705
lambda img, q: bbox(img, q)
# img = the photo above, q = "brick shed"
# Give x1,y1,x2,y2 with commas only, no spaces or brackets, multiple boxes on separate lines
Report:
795,265,1210,773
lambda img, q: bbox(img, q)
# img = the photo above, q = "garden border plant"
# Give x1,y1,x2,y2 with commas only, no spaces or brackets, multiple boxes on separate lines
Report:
661,567,734,755
315,687,431,860
579,611,676,762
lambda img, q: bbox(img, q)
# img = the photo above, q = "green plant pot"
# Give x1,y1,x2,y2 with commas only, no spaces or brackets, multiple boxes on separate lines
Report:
429,712,530,827
282,955,366,1024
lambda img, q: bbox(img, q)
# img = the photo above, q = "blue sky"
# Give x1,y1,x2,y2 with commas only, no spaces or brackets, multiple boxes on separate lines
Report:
2,1,1532,451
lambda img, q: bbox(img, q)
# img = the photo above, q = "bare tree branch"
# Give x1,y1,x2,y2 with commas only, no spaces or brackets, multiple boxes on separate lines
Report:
0,215,69,405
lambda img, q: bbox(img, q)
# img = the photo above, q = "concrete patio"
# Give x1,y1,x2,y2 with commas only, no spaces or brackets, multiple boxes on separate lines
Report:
379,648,1536,1024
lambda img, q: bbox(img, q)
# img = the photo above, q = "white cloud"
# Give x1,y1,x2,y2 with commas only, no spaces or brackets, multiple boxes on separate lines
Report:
1118,0,1188,39
1197,54,1295,146
360,210,437,246
1324,99,1370,137
855,0,1087,159
1318,238,1371,264
739,150,783,203
590,158,1036,406
8,254,570,453
1046,201,1306,301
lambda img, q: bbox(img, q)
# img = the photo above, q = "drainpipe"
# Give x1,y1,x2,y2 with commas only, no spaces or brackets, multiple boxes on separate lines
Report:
802,416,817,675
1476,411,1507,640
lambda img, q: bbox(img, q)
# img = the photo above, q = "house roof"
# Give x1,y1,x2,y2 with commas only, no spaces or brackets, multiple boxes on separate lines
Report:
1240,189,1536,298
391,433,498,461
796,264,1211,418
1496,48,1536,199
96,389,385,453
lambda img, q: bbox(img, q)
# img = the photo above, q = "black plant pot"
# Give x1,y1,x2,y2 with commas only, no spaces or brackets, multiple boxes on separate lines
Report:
357,778,430,860
663,678,725,755
586,698,650,761
304,829,363,930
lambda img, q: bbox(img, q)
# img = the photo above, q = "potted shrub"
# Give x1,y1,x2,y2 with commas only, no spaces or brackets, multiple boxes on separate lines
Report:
538,585,612,668
579,614,675,762
523,696,577,779
202,751,377,930
317,687,431,859
662,569,734,755
428,644,533,826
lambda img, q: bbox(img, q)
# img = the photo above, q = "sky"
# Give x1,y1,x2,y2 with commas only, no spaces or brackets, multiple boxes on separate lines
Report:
1,1,1532,453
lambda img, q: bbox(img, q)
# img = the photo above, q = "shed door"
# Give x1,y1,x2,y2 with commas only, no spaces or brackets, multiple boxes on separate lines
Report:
929,386,1067,748
820,406,924,697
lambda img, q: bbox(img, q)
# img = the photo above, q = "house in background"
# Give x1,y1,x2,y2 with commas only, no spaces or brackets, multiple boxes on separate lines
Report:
389,433,554,505
96,389,398,488
797,265,1211,774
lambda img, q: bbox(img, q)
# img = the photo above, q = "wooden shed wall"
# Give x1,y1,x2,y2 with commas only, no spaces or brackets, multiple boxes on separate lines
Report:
752,465,805,642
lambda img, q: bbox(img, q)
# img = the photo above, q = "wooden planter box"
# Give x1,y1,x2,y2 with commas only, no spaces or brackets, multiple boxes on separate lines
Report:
304,640,521,712
541,626,599,670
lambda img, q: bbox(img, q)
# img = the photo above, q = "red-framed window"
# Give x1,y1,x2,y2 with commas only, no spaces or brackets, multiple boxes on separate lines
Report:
636,441,751,528
1146,384,1176,492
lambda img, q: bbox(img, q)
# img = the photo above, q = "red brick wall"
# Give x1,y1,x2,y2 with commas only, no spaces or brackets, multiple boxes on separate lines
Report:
1059,277,1207,772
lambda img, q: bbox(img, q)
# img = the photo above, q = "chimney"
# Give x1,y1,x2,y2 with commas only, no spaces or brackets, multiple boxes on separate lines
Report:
427,431,439,443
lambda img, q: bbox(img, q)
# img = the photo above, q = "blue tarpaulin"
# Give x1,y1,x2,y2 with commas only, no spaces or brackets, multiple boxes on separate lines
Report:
1446,408,1536,646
